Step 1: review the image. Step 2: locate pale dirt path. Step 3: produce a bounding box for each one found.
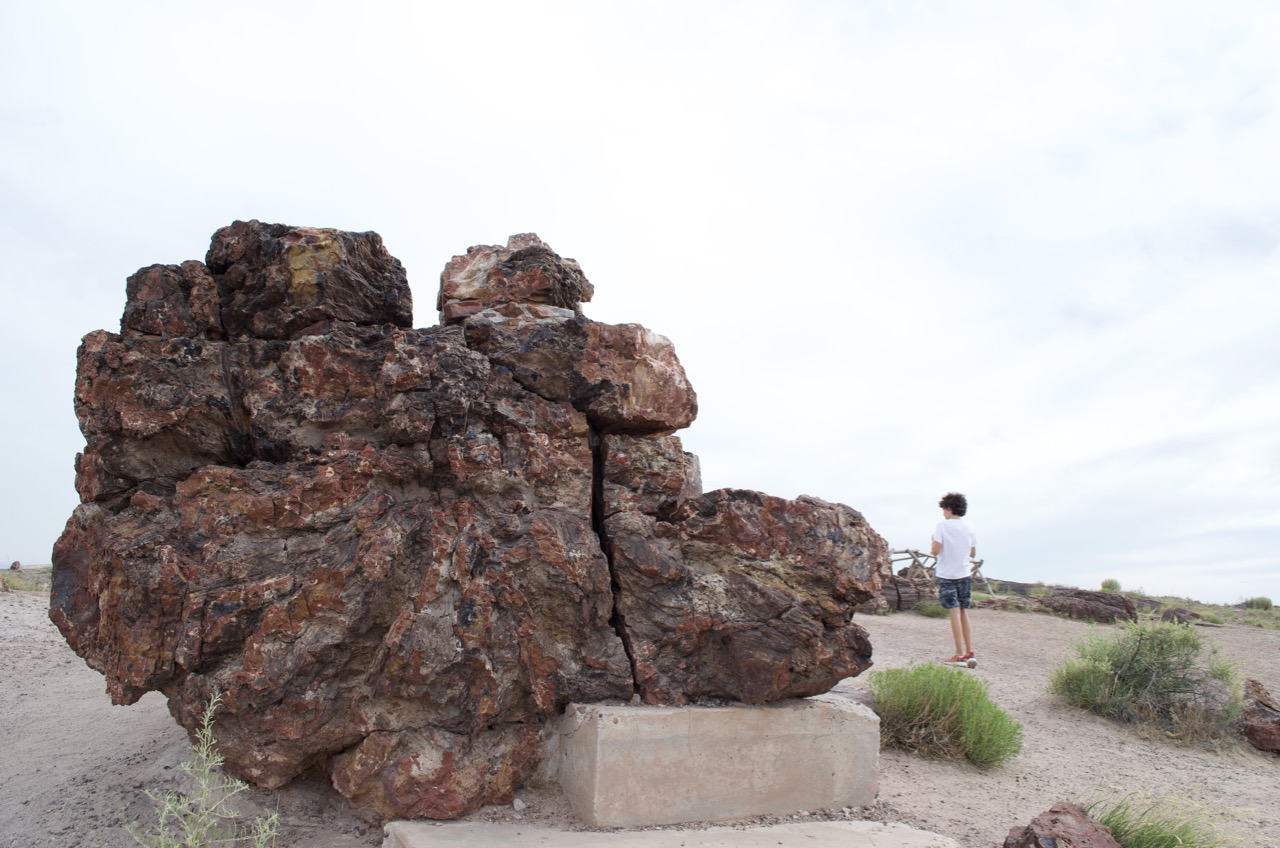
[837,609,1280,847]
[0,591,380,848]
[3,589,1278,847]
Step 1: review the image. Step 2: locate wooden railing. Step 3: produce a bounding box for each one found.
[889,548,992,593]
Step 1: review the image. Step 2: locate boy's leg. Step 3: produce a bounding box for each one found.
[948,608,966,657]
[938,578,963,659]
[957,577,974,656]
[959,608,973,655]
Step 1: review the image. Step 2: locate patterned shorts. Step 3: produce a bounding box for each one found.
[938,577,972,610]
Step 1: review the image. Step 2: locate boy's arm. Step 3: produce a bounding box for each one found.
[930,539,942,556]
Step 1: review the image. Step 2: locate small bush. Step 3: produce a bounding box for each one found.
[1086,795,1233,848]
[868,663,1023,768]
[1047,621,1241,745]
[2,566,52,592]
[1101,578,1122,592]
[914,599,949,618]
[129,691,278,847]
[1242,596,1273,610]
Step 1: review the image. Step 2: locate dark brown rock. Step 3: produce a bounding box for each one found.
[1003,801,1120,848]
[1037,589,1137,624]
[463,306,697,435]
[122,260,223,339]
[207,220,413,340]
[604,486,885,705]
[51,225,889,821]
[1160,607,1200,624]
[1242,678,1280,754]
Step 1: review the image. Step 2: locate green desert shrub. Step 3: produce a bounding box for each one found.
[129,691,278,848]
[1242,596,1273,610]
[1086,795,1234,848]
[1048,621,1241,745]
[914,598,949,618]
[1,566,52,592]
[868,663,1023,768]
[1101,578,1122,592]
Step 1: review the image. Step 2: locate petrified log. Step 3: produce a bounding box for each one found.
[51,223,889,821]
[878,574,936,611]
[1037,590,1137,624]
[1160,607,1200,625]
[971,595,1043,614]
[1003,801,1120,848]
[1242,679,1280,754]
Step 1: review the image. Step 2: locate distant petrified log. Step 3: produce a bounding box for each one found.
[1037,590,1137,624]
[51,223,889,821]
[1003,801,1120,848]
[1160,607,1200,625]
[971,589,1137,623]
[878,574,937,611]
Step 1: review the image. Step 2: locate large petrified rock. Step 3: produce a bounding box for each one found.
[51,223,889,821]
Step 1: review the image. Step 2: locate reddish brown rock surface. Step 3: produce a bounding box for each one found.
[1242,678,1280,754]
[51,223,889,821]
[1003,801,1120,848]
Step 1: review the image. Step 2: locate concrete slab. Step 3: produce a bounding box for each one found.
[383,821,960,848]
[549,695,879,827]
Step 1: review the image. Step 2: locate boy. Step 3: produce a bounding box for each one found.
[930,492,977,667]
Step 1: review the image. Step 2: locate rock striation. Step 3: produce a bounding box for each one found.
[51,222,889,821]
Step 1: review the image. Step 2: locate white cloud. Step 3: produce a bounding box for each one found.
[1,0,1276,602]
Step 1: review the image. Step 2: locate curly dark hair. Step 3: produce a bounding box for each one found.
[939,492,968,516]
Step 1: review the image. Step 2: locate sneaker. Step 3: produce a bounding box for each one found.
[944,655,967,667]
[961,651,975,661]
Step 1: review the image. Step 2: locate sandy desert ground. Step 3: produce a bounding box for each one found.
[3,581,1278,847]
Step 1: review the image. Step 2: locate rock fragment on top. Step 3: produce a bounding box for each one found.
[437,233,593,324]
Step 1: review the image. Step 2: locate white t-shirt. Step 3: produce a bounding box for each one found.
[932,518,977,579]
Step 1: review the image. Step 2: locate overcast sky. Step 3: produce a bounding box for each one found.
[2,1,1277,604]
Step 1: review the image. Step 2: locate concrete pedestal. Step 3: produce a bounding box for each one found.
[547,694,879,827]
